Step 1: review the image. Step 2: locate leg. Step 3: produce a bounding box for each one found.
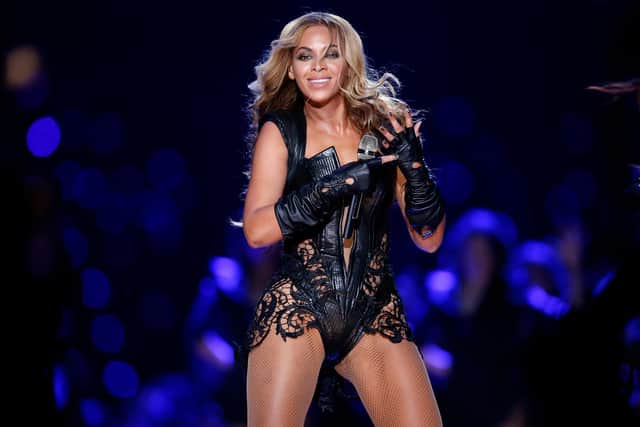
[335,333,442,427]
[247,324,325,427]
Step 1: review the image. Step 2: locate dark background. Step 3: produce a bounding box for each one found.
[3,0,639,426]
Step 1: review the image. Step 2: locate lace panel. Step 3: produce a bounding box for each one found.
[246,239,334,349]
[362,233,389,297]
[363,291,413,343]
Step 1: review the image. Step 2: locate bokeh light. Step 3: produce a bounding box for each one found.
[26,116,61,158]
[103,361,139,398]
[53,364,69,411]
[80,398,106,426]
[200,330,234,371]
[208,256,244,301]
[424,269,457,309]
[5,45,41,89]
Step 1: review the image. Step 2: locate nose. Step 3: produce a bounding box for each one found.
[312,57,326,72]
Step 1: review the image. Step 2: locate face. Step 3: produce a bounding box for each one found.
[288,25,347,106]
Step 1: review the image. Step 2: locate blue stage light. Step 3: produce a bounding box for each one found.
[80,398,105,426]
[208,256,242,294]
[27,116,60,157]
[52,364,69,410]
[103,361,139,398]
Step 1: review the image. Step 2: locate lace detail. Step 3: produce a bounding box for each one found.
[362,233,389,297]
[363,291,413,343]
[246,239,334,349]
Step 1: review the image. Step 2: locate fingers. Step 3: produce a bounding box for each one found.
[378,125,395,143]
[387,111,404,133]
[380,154,398,164]
[366,155,397,170]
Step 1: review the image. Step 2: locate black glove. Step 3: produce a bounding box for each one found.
[275,157,384,239]
[383,124,445,236]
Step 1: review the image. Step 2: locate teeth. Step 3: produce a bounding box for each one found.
[309,78,330,83]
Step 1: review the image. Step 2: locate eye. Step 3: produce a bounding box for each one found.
[325,50,340,59]
[296,53,312,61]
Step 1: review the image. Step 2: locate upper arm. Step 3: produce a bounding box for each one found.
[243,121,289,219]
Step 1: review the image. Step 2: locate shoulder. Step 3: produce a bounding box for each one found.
[259,109,296,134]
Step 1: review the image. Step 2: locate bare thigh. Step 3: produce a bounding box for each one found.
[335,333,442,427]
[247,325,325,427]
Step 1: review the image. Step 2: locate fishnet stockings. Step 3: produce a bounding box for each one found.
[247,324,325,427]
[335,333,443,427]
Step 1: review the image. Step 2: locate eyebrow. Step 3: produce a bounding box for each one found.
[295,44,339,53]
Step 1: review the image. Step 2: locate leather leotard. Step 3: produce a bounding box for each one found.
[242,105,414,409]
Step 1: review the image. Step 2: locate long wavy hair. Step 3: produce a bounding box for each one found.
[243,12,414,159]
[234,11,421,225]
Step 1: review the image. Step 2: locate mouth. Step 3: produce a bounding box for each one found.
[307,78,331,87]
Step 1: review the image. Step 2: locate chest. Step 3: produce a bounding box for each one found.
[305,126,361,166]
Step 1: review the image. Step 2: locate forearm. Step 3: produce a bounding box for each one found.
[398,181,446,252]
[403,165,446,235]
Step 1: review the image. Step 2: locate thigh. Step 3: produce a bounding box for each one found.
[335,333,442,427]
[247,324,325,427]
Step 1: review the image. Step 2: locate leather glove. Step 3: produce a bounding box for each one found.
[275,157,385,239]
[383,125,445,236]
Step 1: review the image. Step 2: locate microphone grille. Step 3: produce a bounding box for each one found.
[358,134,379,160]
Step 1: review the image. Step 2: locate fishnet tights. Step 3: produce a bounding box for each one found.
[247,327,442,427]
[335,333,443,427]
[247,324,325,427]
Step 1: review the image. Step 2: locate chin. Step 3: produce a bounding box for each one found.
[303,91,341,107]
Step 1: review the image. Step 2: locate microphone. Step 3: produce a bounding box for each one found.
[344,134,379,239]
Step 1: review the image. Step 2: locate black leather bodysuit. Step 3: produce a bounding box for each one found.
[242,105,414,409]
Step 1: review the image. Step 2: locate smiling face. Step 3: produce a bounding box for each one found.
[288,25,347,106]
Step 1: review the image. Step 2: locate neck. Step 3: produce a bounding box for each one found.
[303,96,351,136]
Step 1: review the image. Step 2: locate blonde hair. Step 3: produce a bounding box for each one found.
[246,11,412,136]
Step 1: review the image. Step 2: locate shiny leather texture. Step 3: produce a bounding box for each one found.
[380,124,445,232]
[245,105,414,411]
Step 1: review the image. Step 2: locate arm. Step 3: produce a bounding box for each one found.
[242,121,289,248]
[394,168,446,253]
[243,120,394,248]
[380,110,446,253]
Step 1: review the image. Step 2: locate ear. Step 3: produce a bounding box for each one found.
[288,66,294,80]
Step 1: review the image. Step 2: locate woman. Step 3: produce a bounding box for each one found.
[239,11,446,426]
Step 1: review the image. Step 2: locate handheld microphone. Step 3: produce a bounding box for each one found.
[344,134,379,239]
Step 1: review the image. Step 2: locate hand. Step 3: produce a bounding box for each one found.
[274,154,396,239]
[321,155,397,195]
[378,109,445,237]
[378,109,430,181]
